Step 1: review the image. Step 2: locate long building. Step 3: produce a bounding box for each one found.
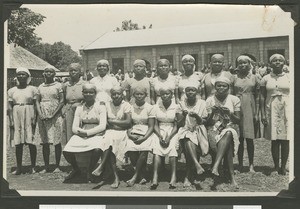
[80,20,290,75]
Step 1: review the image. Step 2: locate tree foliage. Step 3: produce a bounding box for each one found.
[8,8,45,48]
[114,20,152,32]
[29,42,82,71]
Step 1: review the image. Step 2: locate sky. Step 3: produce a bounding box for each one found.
[21,4,290,54]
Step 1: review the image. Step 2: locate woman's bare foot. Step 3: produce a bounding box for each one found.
[12,168,22,175]
[230,178,238,188]
[183,177,192,187]
[111,178,120,189]
[195,163,205,175]
[126,177,136,187]
[139,178,147,185]
[211,167,219,176]
[249,164,255,173]
[92,167,104,177]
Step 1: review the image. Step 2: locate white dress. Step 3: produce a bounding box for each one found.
[90,75,119,103]
[63,102,110,153]
[103,100,132,162]
[152,100,179,157]
[124,102,156,152]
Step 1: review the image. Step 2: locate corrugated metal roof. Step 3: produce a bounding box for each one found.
[82,20,291,51]
[9,43,59,71]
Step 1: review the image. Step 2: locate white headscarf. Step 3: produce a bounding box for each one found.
[16,67,31,85]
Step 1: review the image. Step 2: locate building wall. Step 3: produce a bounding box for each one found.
[83,36,289,74]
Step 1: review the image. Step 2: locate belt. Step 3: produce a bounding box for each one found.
[14,103,33,106]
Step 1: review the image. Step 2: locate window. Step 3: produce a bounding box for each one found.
[112,58,124,74]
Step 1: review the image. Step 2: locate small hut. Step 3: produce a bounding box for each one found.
[7,43,59,88]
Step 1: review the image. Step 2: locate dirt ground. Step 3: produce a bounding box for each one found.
[4,138,289,193]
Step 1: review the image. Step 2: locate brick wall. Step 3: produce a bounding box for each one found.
[83,36,289,74]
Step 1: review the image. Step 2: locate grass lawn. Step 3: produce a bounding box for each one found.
[4,138,289,193]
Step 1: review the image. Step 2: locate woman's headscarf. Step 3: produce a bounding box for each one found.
[132,86,147,95]
[215,76,231,86]
[16,67,31,85]
[159,85,173,93]
[68,63,82,72]
[269,54,285,63]
[237,55,251,63]
[82,83,97,93]
[110,85,124,94]
[97,59,109,67]
[133,59,146,67]
[181,54,196,74]
[185,81,199,90]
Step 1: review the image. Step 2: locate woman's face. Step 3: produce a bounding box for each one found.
[182,58,195,73]
[111,90,123,104]
[157,60,170,77]
[133,64,146,76]
[133,90,147,103]
[270,56,285,71]
[44,68,55,80]
[211,56,224,73]
[16,71,29,84]
[160,89,172,103]
[82,88,96,102]
[97,64,109,77]
[185,87,197,99]
[69,67,81,80]
[237,58,250,72]
[215,82,229,95]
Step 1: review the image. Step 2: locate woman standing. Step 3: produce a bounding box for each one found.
[206,76,240,186]
[35,66,64,173]
[260,54,290,175]
[63,84,109,182]
[151,86,179,190]
[177,82,209,187]
[8,67,37,174]
[124,87,156,186]
[92,86,132,188]
[150,59,179,104]
[234,55,260,173]
[122,59,153,104]
[177,55,203,102]
[62,63,85,144]
[90,59,119,103]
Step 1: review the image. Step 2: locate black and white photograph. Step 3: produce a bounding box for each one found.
[2,4,295,196]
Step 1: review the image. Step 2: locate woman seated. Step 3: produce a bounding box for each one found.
[63,83,109,182]
[151,86,180,190]
[206,76,241,187]
[92,86,132,188]
[124,86,156,187]
[177,82,209,187]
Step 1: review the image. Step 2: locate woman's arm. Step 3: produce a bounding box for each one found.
[165,120,178,144]
[176,111,187,128]
[229,111,240,124]
[254,84,260,121]
[150,82,156,105]
[134,118,155,144]
[174,87,179,104]
[8,101,14,127]
[153,119,163,139]
[108,113,132,129]
[72,107,85,134]
[35,94,44,120]
[48,92,64,119]
[85,105,107,136]
[260,86,267,125]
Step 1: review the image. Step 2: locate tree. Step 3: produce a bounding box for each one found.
[8,7,45,49]
[29,42,82,71]
[114,20,152,32]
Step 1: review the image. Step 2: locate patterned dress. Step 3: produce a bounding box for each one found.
[152,100,179,157]
[63,102,109,152]
[233,72,260,139]
[260,72,290,140]
[90,75,119,103]
[35,82,64,145]
[103,100,132,162]
[8,85,38,145]
[177,98,209,155]
[206,95,240,155]
[62,79,85,144]
[124,102,156,152]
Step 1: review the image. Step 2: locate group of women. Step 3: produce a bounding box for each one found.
[7,52,290,190]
